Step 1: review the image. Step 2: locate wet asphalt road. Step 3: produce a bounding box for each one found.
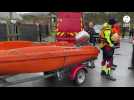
[0,38,134,87]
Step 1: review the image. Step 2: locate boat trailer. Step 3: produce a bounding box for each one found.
[0,59,96,86]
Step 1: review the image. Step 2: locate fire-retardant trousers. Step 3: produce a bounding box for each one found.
[101,45,114,68]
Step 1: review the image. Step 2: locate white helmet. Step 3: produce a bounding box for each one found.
[75,30,90,43]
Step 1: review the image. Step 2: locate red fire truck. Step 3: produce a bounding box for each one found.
[56,12,83,43]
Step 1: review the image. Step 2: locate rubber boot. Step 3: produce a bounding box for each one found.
[112,64,117,68]
[111,66,116,70]
[85,60,95,69]
[128,66,134,69]
[101,65,107,76]
[111,64,117,70]
[106,68,116,81]
[89,60,95,69]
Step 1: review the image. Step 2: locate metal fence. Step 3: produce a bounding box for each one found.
[0,24,8,41]
[39,24,49,41]
[0,23,49,42]
[18,24,39,41]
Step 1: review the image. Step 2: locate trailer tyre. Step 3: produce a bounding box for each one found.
[74,69,86,85]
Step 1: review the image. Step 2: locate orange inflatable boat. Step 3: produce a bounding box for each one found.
[0,41,99,75]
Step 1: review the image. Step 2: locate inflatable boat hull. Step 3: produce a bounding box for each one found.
[0,41,99,75]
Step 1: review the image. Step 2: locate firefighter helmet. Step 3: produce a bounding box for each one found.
[102,23,111,30]
[108,16,117,25]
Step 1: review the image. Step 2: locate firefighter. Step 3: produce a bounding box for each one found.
[108,17,120,69]
[99,23,116,81]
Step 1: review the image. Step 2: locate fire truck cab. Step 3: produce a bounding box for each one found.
[56,12,83,43]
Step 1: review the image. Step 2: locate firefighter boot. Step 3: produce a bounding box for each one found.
[106,68,116,81]
[89,59,95,69]
[101,65,107,76]
[111,66,116,70]
[112,64,117,67]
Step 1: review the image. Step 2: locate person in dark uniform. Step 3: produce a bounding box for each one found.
[129,27,134,39]
[87,22,96,46]
[83,22,96,68]
[128,37,134,69]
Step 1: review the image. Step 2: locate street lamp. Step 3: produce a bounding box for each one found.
[11,19,16,24]
[8,12,17,41]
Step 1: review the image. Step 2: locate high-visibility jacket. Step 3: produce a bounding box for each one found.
[99,28,114,48]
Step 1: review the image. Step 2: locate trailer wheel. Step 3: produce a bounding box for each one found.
[74,69,86,85]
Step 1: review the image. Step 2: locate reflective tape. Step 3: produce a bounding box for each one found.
[57,32,61,35]
[70,33,74,36]
[60,32,64,36]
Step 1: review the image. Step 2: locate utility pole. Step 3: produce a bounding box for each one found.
[9,12,13,20]
[8,12,13,40]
